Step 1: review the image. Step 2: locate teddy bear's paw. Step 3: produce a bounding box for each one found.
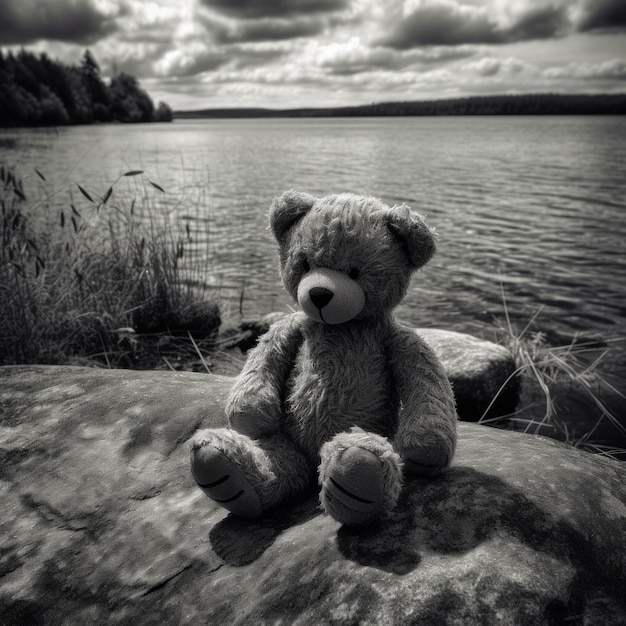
[402,444,452,477]
[227,384,283,439]
[228,405,278,440]
[190,443,262,518]
[320,446,389,527]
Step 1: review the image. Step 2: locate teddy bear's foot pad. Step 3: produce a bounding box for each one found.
[321,447,385,526]
[191,445,262,518]
[403,444,451,476]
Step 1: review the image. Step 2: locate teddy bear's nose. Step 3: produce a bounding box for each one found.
[309,287,334,309]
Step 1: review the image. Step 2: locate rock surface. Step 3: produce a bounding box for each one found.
[417,328,518,421]
[221,315,519,421]
[1,365,625,625]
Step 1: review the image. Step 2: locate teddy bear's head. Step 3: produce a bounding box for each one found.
[269,191,436,324]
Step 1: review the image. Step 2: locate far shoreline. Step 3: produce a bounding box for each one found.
[174,93,626,120]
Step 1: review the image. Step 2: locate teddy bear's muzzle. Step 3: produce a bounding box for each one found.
[297,267,365,324]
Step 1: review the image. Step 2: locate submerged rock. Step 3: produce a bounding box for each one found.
[1,366,625,625]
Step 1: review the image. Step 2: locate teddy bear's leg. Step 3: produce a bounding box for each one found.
[190,428,313,518]
[318,428,403,526]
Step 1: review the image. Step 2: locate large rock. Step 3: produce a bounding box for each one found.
[417,328,518,421]
[1,366,625,625]
[221,315,519,421]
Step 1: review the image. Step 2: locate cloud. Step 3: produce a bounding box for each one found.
[0,0,123,45]
[199,0,349,19]
[465,56,501,77]
[207,15,327,43]
[197,0,350,44]
[1,0,625,110]
[316,37,474,75]
[378,0,624,49]
[380,1,501,47]
[543,58,626,80]
[97,42,171,78]
[505,4,569,41]
[113,1,188,45]
[576,0,626,31]
[153,45,228,78]
[462,55,532,78]
[227,44,295,68]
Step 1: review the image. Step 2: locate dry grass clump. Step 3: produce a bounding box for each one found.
[480,288,626,461]
[1,165,219,368]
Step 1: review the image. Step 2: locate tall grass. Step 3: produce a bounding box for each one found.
[1,165,219,368]
[480,286,626,461]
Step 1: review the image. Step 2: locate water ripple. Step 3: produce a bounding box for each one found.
[3,116,625,360]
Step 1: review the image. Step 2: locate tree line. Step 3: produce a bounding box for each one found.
[178,93,626,119]
[0,49,173,127]
[323,94,626,116]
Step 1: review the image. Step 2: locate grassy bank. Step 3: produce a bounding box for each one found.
[480,293,626,461]
[1,165,220,368]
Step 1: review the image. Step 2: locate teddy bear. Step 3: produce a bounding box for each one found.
[190,191,457,526]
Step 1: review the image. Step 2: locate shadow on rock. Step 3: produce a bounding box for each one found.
[336,464,621,611]
[336,517,422,575]
[336,480,427,575]
[401,466,584,559]
[209,496,321,566]
[210,462,625,622]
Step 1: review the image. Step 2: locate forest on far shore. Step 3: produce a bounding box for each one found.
[176,93,626,118]
[0,50,172,127]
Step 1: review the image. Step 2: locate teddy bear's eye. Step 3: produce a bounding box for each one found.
[302,260,311,273]
[348,267,360,280]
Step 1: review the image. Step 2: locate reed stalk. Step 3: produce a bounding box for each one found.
[0,165,219,368]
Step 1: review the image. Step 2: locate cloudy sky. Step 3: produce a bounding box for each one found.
[1,0,625,110]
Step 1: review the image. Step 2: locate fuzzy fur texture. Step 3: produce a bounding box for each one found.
[319,427,404,525]
[273,192,436,319]
[190,191,457,526]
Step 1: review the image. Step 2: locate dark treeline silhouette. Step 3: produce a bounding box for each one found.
[176,93,626,119]
[0,49,173,127]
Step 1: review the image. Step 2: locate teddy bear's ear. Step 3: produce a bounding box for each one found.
[270,190,317,243]
[385,204,437,269]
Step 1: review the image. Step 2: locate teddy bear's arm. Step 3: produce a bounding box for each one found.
[226,313,304,439]
[387,326,458,476]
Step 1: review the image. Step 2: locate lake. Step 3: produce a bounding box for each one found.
[2,116,626,377]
